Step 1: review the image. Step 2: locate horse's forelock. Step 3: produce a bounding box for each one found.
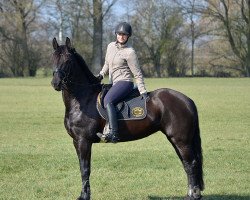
[52,45,71,65]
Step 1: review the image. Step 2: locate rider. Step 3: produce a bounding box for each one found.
[96,22,148,143]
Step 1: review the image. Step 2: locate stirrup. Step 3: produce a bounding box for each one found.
[97,132,119,143]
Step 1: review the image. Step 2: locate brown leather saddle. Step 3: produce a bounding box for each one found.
[96,84,147,121]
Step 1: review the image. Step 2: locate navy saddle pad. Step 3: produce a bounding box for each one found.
[96,84,147,121]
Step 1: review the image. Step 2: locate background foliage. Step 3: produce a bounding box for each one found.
[0,0,250,77]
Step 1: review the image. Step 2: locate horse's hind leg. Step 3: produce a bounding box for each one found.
[181,147,203,200]
[164,132,203,200]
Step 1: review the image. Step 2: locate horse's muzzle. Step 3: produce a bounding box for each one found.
[51,79,62,91]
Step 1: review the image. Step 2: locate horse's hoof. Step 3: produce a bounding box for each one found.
[76,196,90,200]
[184,195,203,200]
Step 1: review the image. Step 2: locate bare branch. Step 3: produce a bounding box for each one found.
[240,0,249,24]
[103,0,118,17]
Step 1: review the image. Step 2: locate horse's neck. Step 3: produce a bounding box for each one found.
[71,71,88,85]
[74,53,98,85]
[62,57,100,110]
[62,86,100,111]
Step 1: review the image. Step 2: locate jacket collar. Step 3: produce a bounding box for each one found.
[115,41,129,49]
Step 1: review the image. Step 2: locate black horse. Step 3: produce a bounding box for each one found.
[51,37,204,200]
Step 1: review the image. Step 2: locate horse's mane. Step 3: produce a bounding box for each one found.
[73,50,100,85]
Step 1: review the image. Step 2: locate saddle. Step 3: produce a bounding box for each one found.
[96,84,147,121]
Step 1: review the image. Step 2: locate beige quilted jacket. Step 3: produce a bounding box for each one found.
[99,41,147,94]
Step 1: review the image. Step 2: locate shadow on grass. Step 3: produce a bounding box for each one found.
[148,195,250,200]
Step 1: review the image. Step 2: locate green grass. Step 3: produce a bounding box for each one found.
[0,77,249,200]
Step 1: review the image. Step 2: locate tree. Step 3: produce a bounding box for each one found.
[44,0,92,66]
[176,0,206,76]
[43,0,117,73]
[0,0,44,77]
[131,0,187,77]
[91,0,118,74]
[200,0,250,77]
[91,0,103,74]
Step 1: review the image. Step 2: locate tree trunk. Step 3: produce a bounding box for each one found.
[91,0,103,74]
[155,62,161,77]
[21,16,34,76]
[190,0,195,77]
[191,21,195,77]
[149,47,161,77]
[17,0,37,77]
[246,0,250,77]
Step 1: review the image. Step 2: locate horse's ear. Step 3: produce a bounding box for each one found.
[65,37,71,49]
[52,38,59,50]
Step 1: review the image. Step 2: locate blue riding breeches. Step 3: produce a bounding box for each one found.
[104,81,134,108]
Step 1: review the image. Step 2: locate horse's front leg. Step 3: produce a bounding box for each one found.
[74,139,92,200]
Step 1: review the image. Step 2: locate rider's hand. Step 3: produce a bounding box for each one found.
[96,74,103,81]
[141,92,149,102]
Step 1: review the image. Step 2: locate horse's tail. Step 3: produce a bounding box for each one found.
[193,103,204,190]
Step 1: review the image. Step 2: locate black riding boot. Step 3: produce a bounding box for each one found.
[98,103,119,143]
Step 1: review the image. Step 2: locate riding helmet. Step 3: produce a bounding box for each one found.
[115,22,132,36]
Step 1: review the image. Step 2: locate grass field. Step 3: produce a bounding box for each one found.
[0,77,249,200]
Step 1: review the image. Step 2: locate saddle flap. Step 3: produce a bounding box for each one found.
[97,85,147,121]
